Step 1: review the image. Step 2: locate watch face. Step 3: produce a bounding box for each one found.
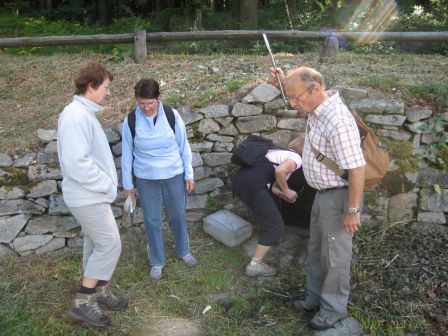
[348,207,358,214]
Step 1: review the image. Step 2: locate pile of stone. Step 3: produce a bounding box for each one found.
[0,83,447,257]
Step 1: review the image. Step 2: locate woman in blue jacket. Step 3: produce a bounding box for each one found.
[121,78,197,280]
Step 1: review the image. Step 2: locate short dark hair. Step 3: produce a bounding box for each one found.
[74,63,113,95]
[134,79,160,99]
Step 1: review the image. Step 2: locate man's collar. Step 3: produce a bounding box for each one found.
[313,90,339,116]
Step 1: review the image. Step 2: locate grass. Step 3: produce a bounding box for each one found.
[0,230,312,336]
[1,224,441,335]
[1,51,448,153]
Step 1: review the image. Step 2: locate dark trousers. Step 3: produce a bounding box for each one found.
[247,188,284,246]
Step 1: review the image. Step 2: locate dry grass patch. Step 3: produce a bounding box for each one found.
[1,52,447,153]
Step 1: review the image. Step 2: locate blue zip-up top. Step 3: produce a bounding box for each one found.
[121,101,193,190]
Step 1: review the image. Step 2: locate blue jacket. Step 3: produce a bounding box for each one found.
[121,101,193,190]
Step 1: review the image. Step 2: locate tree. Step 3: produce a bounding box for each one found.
[98,0,108,24]
[239,0,257,29]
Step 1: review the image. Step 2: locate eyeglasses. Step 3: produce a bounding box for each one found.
[286,86,313,103]
[137,99,158,109]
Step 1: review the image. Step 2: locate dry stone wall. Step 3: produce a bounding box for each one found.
[1,83,447,257]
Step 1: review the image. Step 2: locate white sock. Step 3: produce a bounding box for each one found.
[250,258,261,266]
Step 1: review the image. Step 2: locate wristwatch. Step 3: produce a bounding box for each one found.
[347,207,360,215]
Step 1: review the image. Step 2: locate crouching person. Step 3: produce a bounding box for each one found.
[57,63,128,327]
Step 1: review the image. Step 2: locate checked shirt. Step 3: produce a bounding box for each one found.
[302,90,366,191]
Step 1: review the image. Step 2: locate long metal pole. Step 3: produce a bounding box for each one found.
[262,33,288,110]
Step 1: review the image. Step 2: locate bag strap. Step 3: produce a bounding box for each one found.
[308,142,345,176]
[128,109,137,139]
[306,121,347,179]
[128,103,176,141]
[162,103,176,134]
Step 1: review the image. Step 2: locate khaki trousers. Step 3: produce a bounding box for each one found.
[69,203,121,281]
[305,188,353,317]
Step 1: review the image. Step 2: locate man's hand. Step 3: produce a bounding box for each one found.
[268,67,285,88]
[344,213,361,234]
[185,179,195,194]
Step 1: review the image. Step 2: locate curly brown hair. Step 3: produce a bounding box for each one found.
[74,63,113,95]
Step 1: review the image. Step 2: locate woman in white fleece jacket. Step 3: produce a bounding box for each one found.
[57,63,127,327]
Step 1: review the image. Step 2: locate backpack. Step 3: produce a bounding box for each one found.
[309,115,390,191]
[127,103,175,140]
[231,135,275,167]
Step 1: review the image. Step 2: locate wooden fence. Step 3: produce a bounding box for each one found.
[1,30,447,63]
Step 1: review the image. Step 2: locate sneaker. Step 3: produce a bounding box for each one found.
[292,299,319,312]
[310,310,346,331]
[67,293,111,327]
[245,260,277,277]
[149,266,163,280]
[96,285,128,311]
[182,254,197,267]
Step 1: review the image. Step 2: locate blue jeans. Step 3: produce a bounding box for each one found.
[136,174,190,267]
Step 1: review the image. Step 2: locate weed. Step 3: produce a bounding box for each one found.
[195,89,218,108]
[226,79,246,93]
[206,196,220,212]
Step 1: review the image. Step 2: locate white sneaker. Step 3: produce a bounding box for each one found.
[149,266,163,280]
[246,261,277,277]
[182,254,198,267]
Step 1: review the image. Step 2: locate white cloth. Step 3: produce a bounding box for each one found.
[57,95,118,207]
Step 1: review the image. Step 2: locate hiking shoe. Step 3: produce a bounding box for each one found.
[67,293,111,327]
[292,299,319,312]
[149,266,163,280]
[96,286,128,311]
[245,261,277,277]
[310,310,346,331]
[182,254,197,267]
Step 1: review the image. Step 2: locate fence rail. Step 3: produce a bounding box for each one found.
[1,30,447,63]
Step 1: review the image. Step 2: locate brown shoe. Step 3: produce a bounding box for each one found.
[96,285,128,311]
[67,293,111,327]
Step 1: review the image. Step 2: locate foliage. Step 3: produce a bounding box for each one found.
[1,1,448,55]
[418,115,448,169]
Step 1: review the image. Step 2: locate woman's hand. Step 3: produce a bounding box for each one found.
[125,189,135,197]
[282,188,297,204]
[185,179,195,194]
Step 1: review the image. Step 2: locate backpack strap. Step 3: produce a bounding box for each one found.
[127,103,176,141]
[162,103,176,134]
[128,108,137,140]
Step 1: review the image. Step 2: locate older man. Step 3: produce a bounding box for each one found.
[269,66,365,330]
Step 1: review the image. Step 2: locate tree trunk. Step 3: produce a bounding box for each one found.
[239,0,257,29]
[71,0,83,20]
[46,0,52,19]
[286,0,297,28]
[98,0,108,24]
[231,0,239,20]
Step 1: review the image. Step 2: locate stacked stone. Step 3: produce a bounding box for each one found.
[1,83,447,257]
[340,86,447,230]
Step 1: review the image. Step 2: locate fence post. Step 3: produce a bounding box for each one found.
[322,36,339,59]
[134,30,147,64]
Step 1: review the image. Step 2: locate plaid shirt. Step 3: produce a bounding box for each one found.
[302,90,366,191]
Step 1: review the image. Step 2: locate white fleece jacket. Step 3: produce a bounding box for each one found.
[57,95,117,207]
